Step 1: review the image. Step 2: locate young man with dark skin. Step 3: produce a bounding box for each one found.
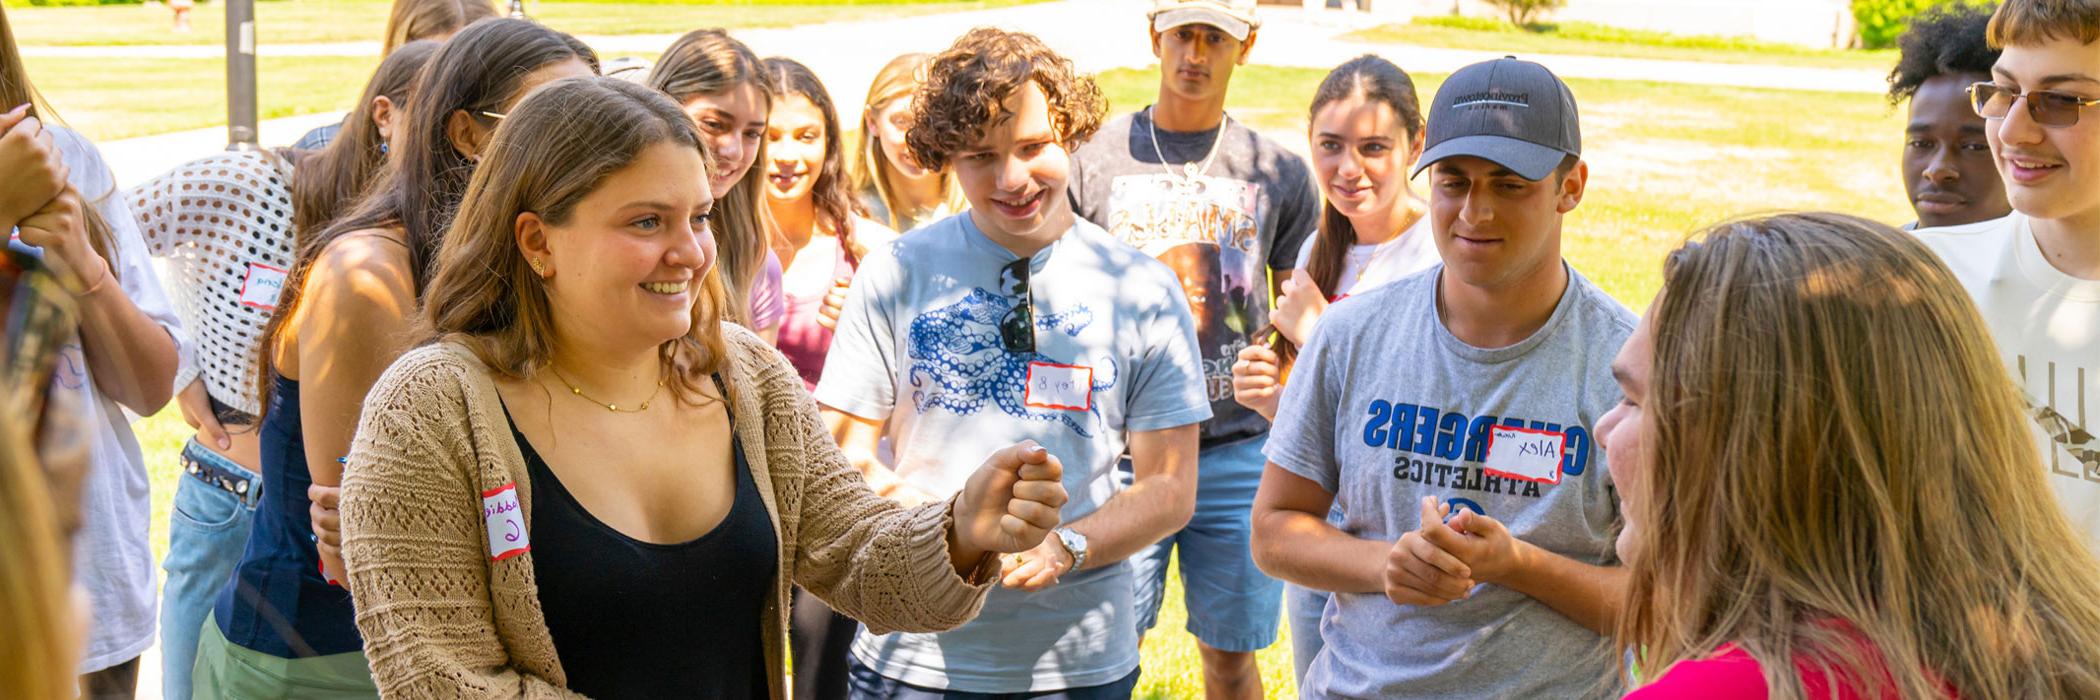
[1066,3,1319,696]
[1914,0,2100,549]
[1250,57,1633,699]
[1890,3,2012,229]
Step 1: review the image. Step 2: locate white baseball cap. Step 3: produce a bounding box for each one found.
[1150,0,1261,41]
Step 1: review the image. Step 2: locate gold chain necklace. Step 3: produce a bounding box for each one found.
[550,366,666,413]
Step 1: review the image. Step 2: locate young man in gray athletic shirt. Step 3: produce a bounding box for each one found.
[1251,57,1633,699]
[1066,2,1319,696]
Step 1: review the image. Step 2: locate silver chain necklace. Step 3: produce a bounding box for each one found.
[1147,107,1230,183]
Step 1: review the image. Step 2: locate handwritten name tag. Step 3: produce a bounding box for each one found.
[239,263,289,311]
[1482,425,1565,484]
[482,483,529,561]
[1025,361,1093,412]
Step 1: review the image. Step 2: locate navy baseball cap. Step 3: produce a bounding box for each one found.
[1412,57,1581,182]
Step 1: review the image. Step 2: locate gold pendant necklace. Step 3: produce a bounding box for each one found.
[551,366,666,413]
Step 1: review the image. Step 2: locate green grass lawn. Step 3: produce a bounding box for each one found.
[119,64,1908,698]
[1346,15,1897,71]
[6,0,1043,47]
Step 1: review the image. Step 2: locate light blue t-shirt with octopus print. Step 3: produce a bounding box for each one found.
[815,211,1211,693]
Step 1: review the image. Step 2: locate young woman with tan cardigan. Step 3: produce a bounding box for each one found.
[337,76,1069,699]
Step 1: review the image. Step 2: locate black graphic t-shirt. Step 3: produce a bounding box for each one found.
[1069,106,1319,446]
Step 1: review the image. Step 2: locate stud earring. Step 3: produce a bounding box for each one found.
[530,257,546,276]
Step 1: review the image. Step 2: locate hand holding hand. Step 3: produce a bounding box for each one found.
[1384,496,1475,607]
[14,188,111,296]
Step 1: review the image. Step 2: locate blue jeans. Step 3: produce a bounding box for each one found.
[160,437,260,700]
[1125,433,1283,653]
[1286,583,1328,683]
[846,656,1140,699]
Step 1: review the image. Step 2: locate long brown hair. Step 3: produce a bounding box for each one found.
[423,76,728,401]
[255,18,596,414]
[849,52,964,231]
[761,57,859,249]
[1268,55,1424,366]
[382,0,497,55]
[1,4,119,284]
[289,39,439,245]
[1619,212,2100,699]
[648,28,769,326]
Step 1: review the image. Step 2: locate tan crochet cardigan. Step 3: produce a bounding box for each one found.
[339,325,995,699]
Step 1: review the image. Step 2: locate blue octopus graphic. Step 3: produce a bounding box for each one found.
[906,288,1118,437]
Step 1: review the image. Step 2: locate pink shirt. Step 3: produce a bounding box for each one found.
[1627,644,1948,700]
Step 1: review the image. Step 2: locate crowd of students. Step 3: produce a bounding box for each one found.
[4,0,2100,698]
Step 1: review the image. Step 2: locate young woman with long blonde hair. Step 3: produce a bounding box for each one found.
[1604,213,2100,699]
[849,52,964,234]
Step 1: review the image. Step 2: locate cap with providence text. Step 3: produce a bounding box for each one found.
[1412,56,1580,182]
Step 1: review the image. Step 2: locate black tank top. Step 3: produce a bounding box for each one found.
[506,394,776,699]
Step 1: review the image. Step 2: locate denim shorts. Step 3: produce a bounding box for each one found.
[1125,433,1283,653]
[161,437,260,700]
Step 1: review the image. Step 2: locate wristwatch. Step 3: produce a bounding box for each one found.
[1053,527,1088,572]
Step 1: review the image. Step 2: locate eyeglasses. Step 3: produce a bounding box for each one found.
[998,258,1035,354]
[1968,82,2100,128]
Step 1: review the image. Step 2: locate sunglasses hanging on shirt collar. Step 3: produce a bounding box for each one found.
[998,258,1036,354]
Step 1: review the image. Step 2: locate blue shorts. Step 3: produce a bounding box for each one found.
[161,437,261,700]
[1124,433,1283,653]
[846,656,1140,699]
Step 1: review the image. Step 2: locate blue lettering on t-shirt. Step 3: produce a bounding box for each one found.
[1359,403,1595,478]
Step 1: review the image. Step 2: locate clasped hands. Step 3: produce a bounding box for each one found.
[1384,495,1525,607]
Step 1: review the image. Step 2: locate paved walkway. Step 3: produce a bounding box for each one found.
[93,0,1885,187]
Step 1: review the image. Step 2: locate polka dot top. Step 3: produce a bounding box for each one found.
[127,149,297,419]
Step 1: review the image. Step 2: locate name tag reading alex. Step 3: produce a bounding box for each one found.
[239,262,289,311]
[1483,425,1565,484]
[1025,361,1093,412]
[482,483,529,561]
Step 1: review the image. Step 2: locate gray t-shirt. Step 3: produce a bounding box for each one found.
[1069,107,1319,447]
[1265,265,1633,699]
[815,212,1211,692]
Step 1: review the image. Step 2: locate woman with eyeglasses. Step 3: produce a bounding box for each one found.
[192,20,595,696]
[337,75,1067,699]
[649,29,788,343]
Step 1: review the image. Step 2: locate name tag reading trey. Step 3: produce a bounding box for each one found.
[1482,425,1565,485]
[482,482,530,561]
[1025,361,1093,412]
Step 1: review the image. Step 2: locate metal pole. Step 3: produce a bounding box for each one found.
[225,0,258,149]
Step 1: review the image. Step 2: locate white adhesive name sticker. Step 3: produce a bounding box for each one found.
[239,263,289,311]
[1025,361,1093,412]
[1482,425,1565,484]
[482,483,529,561]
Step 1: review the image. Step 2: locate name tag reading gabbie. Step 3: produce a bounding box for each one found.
[482,482,529,561]
[1482,425,1566,485]
[239,262,289,311]
[1024,361,1093,412]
